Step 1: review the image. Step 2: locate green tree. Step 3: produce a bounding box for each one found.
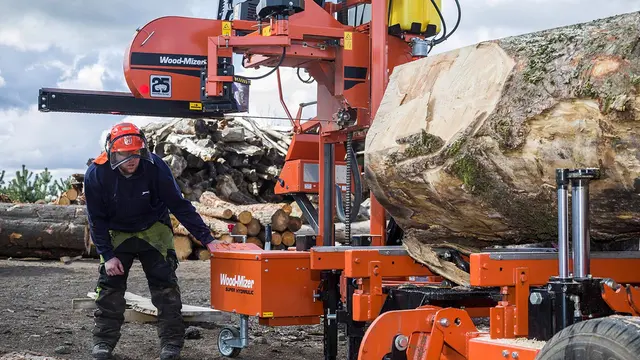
[0,165,71,203]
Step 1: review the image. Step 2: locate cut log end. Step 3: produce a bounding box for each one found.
[271,209,290,232]
[237,211,253,225]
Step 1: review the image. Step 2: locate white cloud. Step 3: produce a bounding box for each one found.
[0,70,5,88]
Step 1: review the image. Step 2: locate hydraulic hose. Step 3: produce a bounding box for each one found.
[242,47,287,80]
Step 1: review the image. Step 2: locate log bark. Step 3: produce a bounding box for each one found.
[199,191,289,225]
[287,216,302,232]
[0,203,89,259]
[246,218,261,236]
[192,202,233,220]
[140,117,289,204]
[363,12,640,284]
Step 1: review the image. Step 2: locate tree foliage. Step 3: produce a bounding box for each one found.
[0,165,71,203]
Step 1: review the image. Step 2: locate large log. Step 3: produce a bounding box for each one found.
[364,13,640,284]
[0,203,90,259]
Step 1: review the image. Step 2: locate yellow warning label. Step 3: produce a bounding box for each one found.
[189,102,203,111]
[262,312,274,318]
[344,31,352,50]
[262,26,271,37]
[222,21,232,36]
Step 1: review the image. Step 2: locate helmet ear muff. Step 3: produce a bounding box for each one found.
[104,132,111,153]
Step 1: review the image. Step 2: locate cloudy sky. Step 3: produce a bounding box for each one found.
[1,0,639,184]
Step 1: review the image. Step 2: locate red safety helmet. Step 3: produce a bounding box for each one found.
[104,122,153,169]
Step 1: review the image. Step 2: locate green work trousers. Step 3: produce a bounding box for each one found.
[92,222,184,350]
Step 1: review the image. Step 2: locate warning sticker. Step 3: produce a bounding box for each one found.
[262,312,273,318]
[344,31,352,50]
[189,102,202,110]
[222,21,231,36]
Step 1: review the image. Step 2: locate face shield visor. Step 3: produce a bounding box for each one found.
[107,133,154,170]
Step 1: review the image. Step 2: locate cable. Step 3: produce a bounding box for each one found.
[443,0,461,41]
[430,0,447,45]
[430,0,461,45]
[241,46,287,80]
[297,67,314,83]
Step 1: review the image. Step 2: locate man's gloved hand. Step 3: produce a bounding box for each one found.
[105,257,125,276]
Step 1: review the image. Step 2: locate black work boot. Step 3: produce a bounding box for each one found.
[160,344,182,360]
[91,343,113,359]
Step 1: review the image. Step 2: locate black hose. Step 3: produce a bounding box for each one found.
[444,0,461,41]
[430,0,461,46]
[297,67,314,83]
[430,0,447,45]
[241,46,287,80]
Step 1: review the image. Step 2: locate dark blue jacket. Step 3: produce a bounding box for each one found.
[84,152,214,261]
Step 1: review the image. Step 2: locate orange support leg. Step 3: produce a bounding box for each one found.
[358,306,479,360]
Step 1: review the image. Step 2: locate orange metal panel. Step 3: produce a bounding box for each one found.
[275,158,348,195]
[124,16,221,102]
[468,336,542,360]
[284,133,346,161]
[310,248,346,270]
[343,249,433,278]
[228,34,291,47]
[336,30,370,112]
[601,283,640,315]
[259,316,320,326]
[470,253,640,286]
[358,306,478,360]
[209,248,323,320]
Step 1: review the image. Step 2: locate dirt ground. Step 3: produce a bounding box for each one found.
[0,258,347,360]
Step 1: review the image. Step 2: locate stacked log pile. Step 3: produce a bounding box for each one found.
[140,117,291,204]
[52,174,85,205]
[170,191,304,260]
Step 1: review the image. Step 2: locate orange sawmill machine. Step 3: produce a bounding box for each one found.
[37,1,640,359]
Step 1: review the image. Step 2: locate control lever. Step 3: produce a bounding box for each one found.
[226,224,247,243]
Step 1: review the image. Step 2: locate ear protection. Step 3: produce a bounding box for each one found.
[103,129,147,153]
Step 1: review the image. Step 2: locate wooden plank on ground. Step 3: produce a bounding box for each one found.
[81,291,230,323]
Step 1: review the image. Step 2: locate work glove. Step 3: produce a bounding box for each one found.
[105,257,125,276]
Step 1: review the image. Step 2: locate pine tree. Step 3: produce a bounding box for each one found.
[0,165,71,203]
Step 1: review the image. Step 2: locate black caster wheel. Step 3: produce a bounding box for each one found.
[218,326,242,358]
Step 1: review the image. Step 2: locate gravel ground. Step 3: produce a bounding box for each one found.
[0,258,347,360]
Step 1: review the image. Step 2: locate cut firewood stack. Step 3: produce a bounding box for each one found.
[53,173,86,205]
[170,191,304,260]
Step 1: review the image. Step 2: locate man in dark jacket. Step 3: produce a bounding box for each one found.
[85,122,215,360]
